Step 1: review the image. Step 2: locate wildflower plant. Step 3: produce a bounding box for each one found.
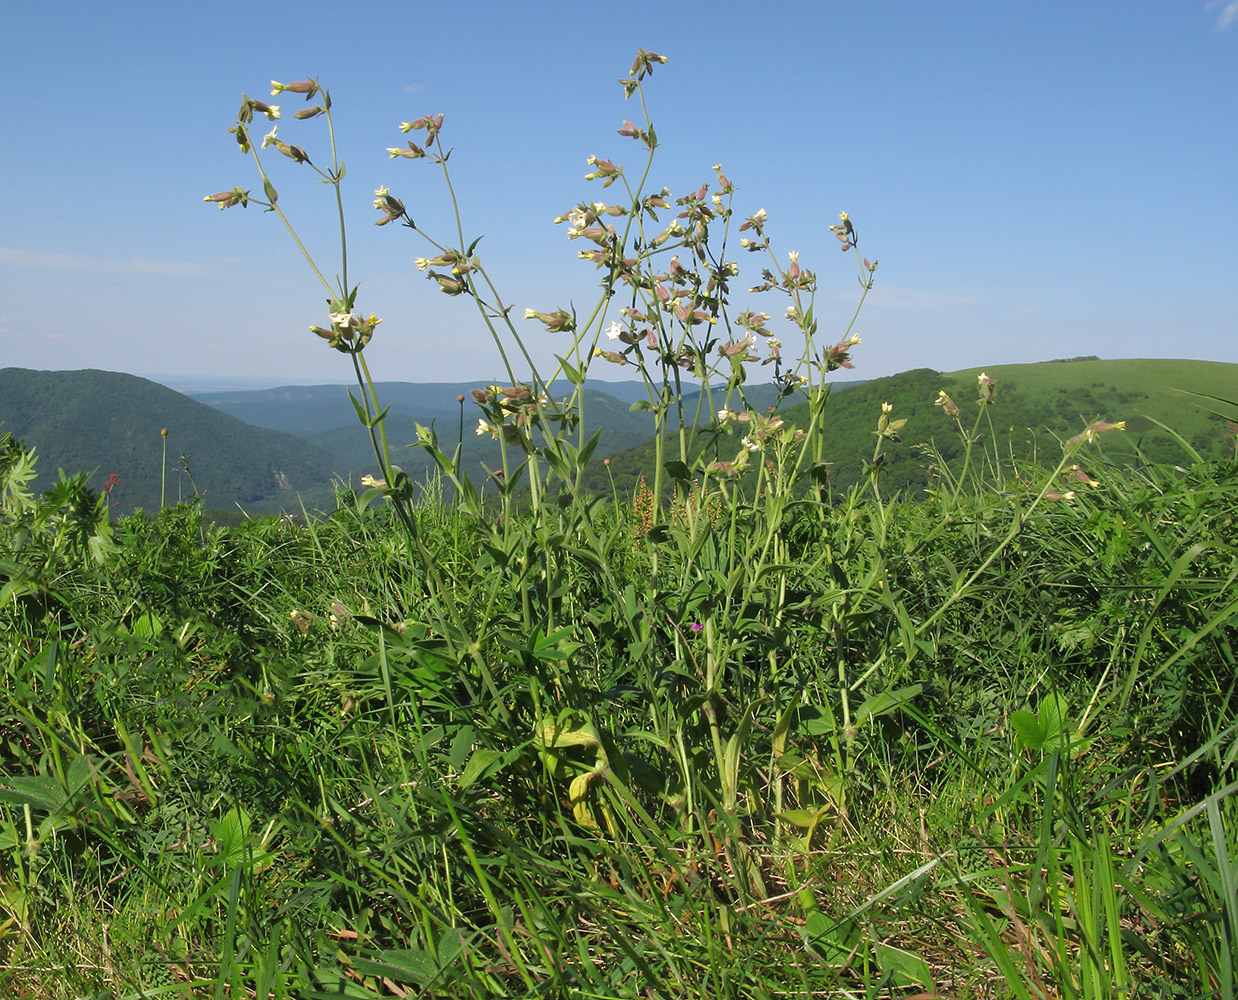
[204,50,893,872]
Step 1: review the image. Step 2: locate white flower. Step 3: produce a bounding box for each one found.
[767,338,781,350]
[329,311,355,328]
[524,308,538,319]
[476,418,493,437]
[373,186,389,209]
[261,125,279,149]
[788,251,799,262]
[717,407,732,424]
[414,258,429,271]
[604,321,623,341]
[741,435,760,452]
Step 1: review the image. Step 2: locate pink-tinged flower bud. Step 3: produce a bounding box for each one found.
[273,140,310,164]
[204,188,249,210]
[388,142,426,159]
[1066,465,1100,487]
[824,338,857,371]
[524,308,573,333]
[294,106,325,120]
[738,208,767,234]
[271,79,318,97]
[433,274,465,296]
[1067,420,1126,446]
[934,390,960,419]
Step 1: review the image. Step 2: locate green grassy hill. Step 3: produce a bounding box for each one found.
[584,358,1238,498]
[0,368,340,515]
[6,360,1234,516]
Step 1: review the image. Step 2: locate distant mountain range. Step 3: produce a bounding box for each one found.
[2,359,1234,517]
[0,369,340,515]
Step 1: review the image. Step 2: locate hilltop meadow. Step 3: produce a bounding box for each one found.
[3,367,1237,997]
[3,46,1238,1000]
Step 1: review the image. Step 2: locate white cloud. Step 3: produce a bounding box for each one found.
[0,246,207,277]
[1207,0,1238,29]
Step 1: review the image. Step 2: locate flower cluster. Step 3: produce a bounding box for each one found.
[373,186,406,227]
[389,113,445,160]
[310,310,382,353]
[877,401,907,442]
[829,211,857,251]
[470,384,555,447]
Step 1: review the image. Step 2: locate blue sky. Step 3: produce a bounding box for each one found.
[2,1,1235,388]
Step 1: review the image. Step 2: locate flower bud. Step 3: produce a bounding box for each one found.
[935,390,960,419]
[271,79,318,97]
[203,188,249,210]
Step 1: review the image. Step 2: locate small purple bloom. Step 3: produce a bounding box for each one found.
[689,622,704,633]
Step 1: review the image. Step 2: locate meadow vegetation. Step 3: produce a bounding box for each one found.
[2,50,1236,998]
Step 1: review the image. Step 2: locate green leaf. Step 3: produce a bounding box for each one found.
[0,775,66,812]
[555,354,584,385]
[132,610,163,640]
[855,684,922,728]
[663,460,691,484]
[577,428,603,467]
[1037,693,1069,748]
[459,747,505,789]
[875,942,935,990]
[349,948,437,985]
[1010,709,1046,752]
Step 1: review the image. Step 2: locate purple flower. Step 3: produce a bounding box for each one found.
[689,622,704,633]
